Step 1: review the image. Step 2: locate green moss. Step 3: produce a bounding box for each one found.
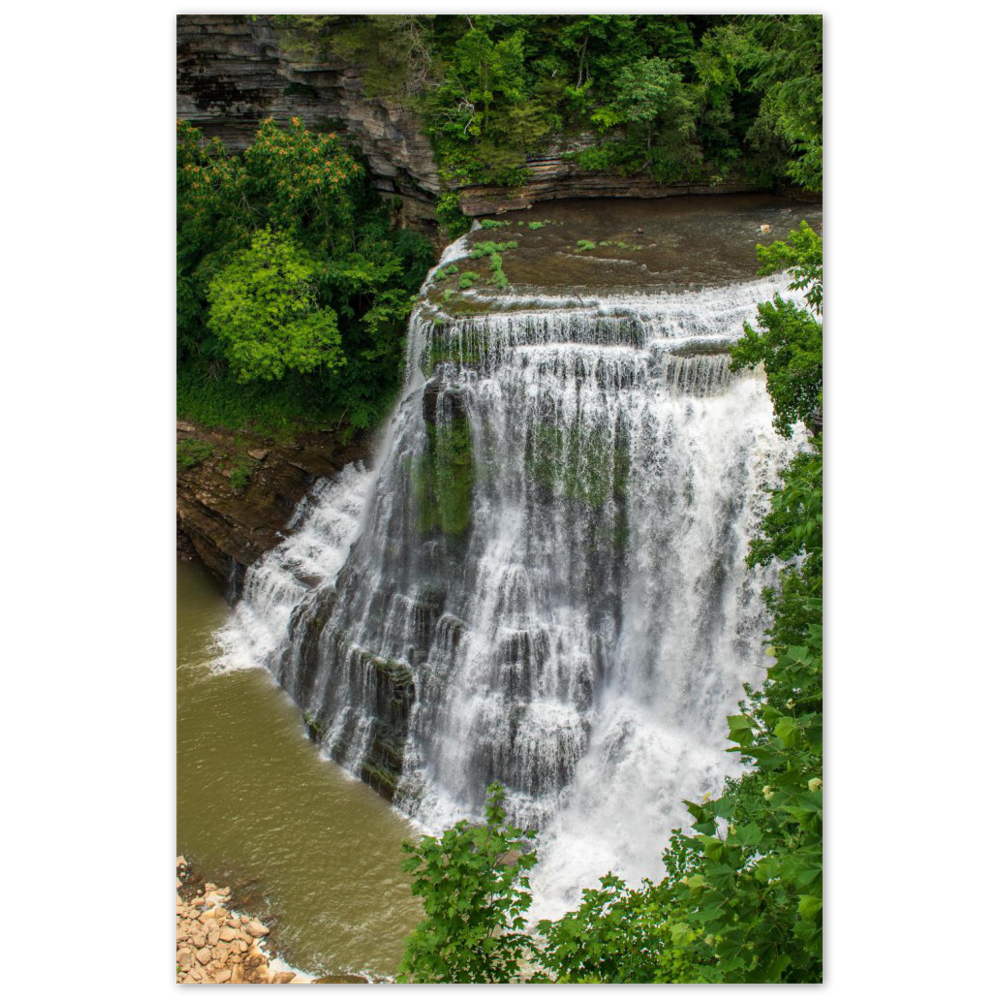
[412,414,475,536]
[421,339,485,377]
[479,218,508,230]
[459,271,478,289]
[229,457,258,494]
[177,438,214,471]
[303,710,326,741]
[443,296,495,317]
[575,239,597,252]
[526,423,630,510]
[361,759,400,798]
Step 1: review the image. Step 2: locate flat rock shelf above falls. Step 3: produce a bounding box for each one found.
[219,195,819,919]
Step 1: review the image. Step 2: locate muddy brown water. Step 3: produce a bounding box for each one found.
[429,193,822,312]
[177,559,422,980]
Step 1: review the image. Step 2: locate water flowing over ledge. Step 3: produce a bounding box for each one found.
[217,224,808,919]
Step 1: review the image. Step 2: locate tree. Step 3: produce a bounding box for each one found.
[745,15,823,191]
[207,228,344,383]
[730,221,823,435]
[398,784,538,983]
[177,117,434,434]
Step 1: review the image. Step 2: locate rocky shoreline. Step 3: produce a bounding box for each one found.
[175,857,311,984]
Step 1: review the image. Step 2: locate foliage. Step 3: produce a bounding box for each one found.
[229,457,258,494]
[730,221,822,435]
[275,15,821,197]
[744,15,823,190]
[436,191,472,240]
[176,439,214,471]
[584,57,700,182]
[469,240,518,258]
[537,845,707,984]
[178,117,434,436]
[398,784,538,983]
[468,239,517,290]
[207,228,344,383]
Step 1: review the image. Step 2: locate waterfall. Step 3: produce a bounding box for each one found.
[218,237,806,918]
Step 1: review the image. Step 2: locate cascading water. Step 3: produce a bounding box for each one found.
[219,224,806,919]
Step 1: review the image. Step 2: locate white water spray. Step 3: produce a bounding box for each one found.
[220,239,804,918]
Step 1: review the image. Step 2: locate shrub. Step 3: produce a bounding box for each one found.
[229,457,258,494]
[177,439,214,471]
[398,784,538,983]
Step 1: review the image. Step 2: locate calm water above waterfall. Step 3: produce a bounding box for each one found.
[181,195,820,966]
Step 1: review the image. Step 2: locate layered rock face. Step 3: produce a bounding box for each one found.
[177,14,440,233]
[177,14,773,227]
[176,420,371,593]
[457,140,762,216]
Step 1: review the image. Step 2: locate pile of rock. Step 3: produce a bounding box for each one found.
[176,857,309,984]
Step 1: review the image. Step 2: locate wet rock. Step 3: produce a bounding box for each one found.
[246,919,269,938]
[177,420,373,590]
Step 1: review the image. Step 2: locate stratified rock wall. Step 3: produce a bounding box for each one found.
[177,14,781,227]
[177,14,440,232]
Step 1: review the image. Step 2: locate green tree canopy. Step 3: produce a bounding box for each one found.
[730,221,823,436]
[207,228,344,383]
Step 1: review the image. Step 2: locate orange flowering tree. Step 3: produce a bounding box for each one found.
[177,117,435,430]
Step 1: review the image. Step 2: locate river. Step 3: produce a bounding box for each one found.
[177,558,421,980]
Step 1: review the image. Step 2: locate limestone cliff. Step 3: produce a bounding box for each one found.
[177,14,441,234]
[177,14,773,229]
